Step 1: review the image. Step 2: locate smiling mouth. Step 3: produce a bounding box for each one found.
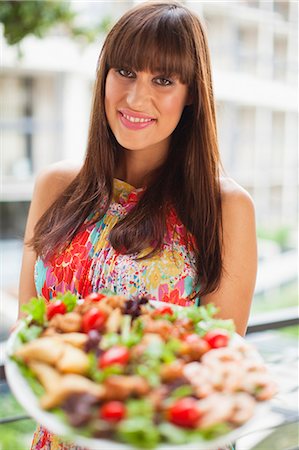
[118,112,156,130]
[121,113,155,123]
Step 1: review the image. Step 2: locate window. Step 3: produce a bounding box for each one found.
[235,26,258,74]
[0,77,34,179]
[273,1,289,21]
[273,35,288,81]
[271,112,284,178]
[231,106,256,181]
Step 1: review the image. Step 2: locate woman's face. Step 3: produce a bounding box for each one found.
[105,68,190,157]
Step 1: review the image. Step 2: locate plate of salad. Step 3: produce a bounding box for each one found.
[5,291,276,450]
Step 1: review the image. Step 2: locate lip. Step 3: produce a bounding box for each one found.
[118,111,156,131]
[119,108,156,120]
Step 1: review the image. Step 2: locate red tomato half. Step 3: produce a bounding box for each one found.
[100,401,126,422]
[46,300,67,320]
[203,329,230,348]
[82,308,107,333]
[84,292,106,302]
[153,306,174,317]
[99,346,130,369]
[168,397,201,428]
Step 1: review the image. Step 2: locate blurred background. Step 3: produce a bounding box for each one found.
[0,1,298,449]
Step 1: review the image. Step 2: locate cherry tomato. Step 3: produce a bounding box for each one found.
[84,292,106,302]
[203,329,230,348]
[153,306,174,317]
[168,397,201,428]
[82,308,107,333]
[99,346,130,369]
[100,401,126,422]
[46,300,67,320]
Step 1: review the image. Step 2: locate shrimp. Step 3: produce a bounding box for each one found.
[209,362,244,392]
[229,392,256,425]
[241,372,277,400]
[197,393,234,428]
[201,347,242,369]
[183,362,215,398]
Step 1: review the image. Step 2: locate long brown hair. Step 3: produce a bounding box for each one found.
[31,1,222,297]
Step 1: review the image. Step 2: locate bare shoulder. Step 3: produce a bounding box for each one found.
[32,160,81,218]
[36,160,81,201]
[220,176,255,216]
[37,159,81,189]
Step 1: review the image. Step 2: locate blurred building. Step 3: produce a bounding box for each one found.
[1,0,298,239]
[192,0,298,230]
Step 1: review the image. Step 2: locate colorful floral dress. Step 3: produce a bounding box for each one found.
[31,178,200,449]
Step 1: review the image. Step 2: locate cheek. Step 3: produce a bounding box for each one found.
[160,92,187,120]
[105,77,120,113]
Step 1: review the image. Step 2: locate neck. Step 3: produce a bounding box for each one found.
[115,146,169,188]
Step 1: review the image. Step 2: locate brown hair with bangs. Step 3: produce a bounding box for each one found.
[31,1,222,297]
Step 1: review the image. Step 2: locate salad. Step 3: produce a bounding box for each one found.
[8,291,276,449]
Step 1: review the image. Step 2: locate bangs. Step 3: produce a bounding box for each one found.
[106,6,195,85]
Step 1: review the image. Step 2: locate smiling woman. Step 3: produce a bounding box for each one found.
[18,1,257,449]
[105,67,190,162]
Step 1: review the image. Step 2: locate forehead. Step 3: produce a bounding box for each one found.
[106,16,195,85]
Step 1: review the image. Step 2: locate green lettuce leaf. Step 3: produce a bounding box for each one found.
[126,398,154,420]
[18,325,43,343]
[14,360,45,397]
[21,297,46,325]
[56,291,78,312]
[117,417,160,449]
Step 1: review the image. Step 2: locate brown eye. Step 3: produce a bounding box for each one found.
[155,77,173,86]
[116,69,135,78]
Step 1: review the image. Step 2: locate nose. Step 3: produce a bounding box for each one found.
[126,77,151,110]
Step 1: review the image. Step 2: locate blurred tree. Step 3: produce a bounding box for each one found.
[0,0,112,47]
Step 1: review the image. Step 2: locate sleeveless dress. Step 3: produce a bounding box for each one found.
[31,178,200,450]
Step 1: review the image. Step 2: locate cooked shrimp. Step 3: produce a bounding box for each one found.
[241,372,277,400]
[201,347,242,368]
[197,393,234,428]
[183,362,215,398]
[230,392,256,424]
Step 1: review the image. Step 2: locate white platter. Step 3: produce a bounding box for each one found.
[5,316,268,450]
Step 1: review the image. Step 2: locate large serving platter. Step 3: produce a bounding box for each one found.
[5,301,268,450]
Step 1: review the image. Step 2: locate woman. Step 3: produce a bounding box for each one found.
[19,1,257,448]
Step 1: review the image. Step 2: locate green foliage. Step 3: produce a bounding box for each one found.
[257,225,292,250]
[252,281,298,315]
[0,392,35,450]
[0,1,112,47]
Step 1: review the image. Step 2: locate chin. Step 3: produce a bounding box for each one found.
[116,137,154,151]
